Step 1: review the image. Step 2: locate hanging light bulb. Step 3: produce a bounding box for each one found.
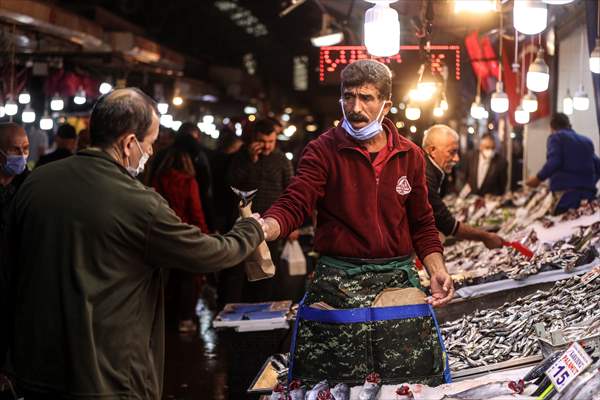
[74,87,87,105]
[521,91,538,113]
[21,104,36,123]
[5,98,18,116]
[160,114,173,128]
[440,96,449,111]
[409,87,431,102]
[470,96,486,119]
[39,113,53,130]
[416,63,438,99]
[491,82,510,113]
[172,95,183,106]
[514,0,548,35]
[563,90,574,115]
[405,103,421,120]
[514,105,530,124]
[573,84,590,111]
[527,48,550,92]
[50,93,64,111]
[18,90,31,105]
[433,105,444,118]
[364,0,400,57]
[157,102,169,115]
[99,82,113,95]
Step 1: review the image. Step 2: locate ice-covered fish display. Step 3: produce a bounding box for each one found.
[442,274,600,370]
[288,379,306,400]
[270,383,286,400]
[330,383,350,400]
[440,380,524,399]
[358,373,381,400]
[306,380,329,400]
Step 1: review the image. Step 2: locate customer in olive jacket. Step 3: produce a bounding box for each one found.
[0,88,264,399]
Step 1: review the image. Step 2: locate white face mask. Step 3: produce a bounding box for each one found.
[339,100,387,141]
[482,149,494,159]
[126,137,149,177]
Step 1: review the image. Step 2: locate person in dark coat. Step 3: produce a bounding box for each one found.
[227,118,295,303]
[463,133,508,196]
[423,125,504,249]
[0,88,264,400]
[526,113,600,214]
[0,123,29,236]
[151,134,209,334]
[36,123,77,167]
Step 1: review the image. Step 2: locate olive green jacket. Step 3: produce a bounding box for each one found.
[1,149,263,399]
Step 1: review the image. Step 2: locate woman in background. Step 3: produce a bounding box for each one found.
[151,134,208,333]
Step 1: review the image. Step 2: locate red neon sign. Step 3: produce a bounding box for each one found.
[319,45,461,85]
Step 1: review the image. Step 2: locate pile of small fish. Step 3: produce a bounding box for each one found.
[270,373,380,400]
[446,187,555,233]
[442,274,600,371]
[506,223,599,280]
[559,314,600,343]
[443,219,600,283]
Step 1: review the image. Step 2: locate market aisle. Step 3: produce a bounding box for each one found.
[163,297,228,400]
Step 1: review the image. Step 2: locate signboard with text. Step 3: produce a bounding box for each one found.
[319,45,461,85]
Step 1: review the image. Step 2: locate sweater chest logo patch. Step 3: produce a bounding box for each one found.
[396,176,411,195]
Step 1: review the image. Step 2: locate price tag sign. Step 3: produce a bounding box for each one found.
[581,268,600,285]
[545,342,593,392]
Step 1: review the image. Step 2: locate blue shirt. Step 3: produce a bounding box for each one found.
[537,129,600,210]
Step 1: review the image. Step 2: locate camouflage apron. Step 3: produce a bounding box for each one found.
[288,256,451,386]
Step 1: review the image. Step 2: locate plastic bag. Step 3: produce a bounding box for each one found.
[281,240,307,276]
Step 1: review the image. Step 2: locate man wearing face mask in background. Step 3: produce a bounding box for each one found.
[423,125,504,249]
[0,123,29,238]
[0,88,265,399]
[462,133,508,196]
[261,60,454,385]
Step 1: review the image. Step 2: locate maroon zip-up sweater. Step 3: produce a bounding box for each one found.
[264,118,443,260]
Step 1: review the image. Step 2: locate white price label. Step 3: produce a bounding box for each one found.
[545,342,593,392]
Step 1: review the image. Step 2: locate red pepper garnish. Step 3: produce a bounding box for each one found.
[508,379,525,394]
[366,372,381,384]
[396,385,413,396]
[288,380,301,390]
[317,389,333,400]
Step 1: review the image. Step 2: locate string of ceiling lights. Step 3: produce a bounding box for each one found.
[356,0,593,126]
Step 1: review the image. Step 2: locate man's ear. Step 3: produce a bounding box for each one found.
[382,99,393,115]
[120,133,136,158]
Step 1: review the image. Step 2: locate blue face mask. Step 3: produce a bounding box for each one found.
[1,151,27,176]
[340,100,387,141]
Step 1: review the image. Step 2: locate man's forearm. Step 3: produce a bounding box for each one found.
[455,223,490,242]
[422,252,447,276]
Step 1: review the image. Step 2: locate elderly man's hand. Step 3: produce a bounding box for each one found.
[427,270,455,308]
[525,175,541,188]
[483,232,504,249]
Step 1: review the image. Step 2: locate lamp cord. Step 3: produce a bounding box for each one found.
[499,6,503,82]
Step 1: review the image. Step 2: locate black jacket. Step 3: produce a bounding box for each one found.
[227,148,293,215]
[36,148,73,168]
[425,155,458,237]
[463,151,508,196]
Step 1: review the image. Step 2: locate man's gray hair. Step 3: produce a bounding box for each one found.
[422,124,459,148]
[340,60,392,100]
